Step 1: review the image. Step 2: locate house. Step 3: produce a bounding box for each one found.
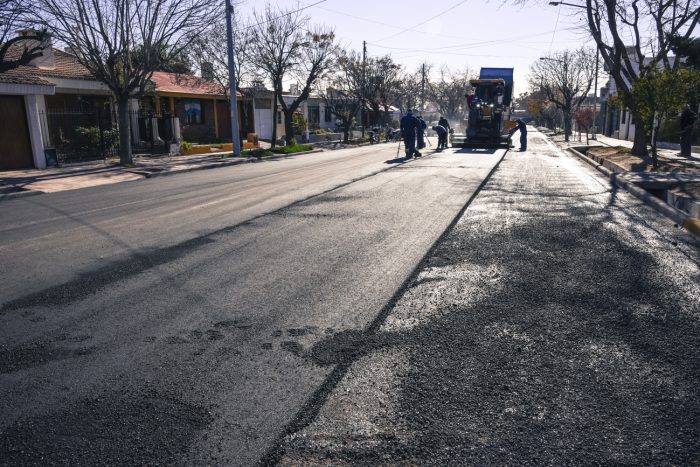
[243,83,338,142]
[600,49,680,142]
[0,30,112,169]
[142,71,254,144]
[0,29,257,170]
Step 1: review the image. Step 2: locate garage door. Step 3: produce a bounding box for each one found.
[0,95,34,169]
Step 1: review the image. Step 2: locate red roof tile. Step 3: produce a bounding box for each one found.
[0,67,54,86]
[150,71,241,98]
[2,44,94,81]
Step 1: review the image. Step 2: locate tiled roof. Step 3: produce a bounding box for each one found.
[0,67,54,86]
[35,49,94,80]
[0,46,94,85]
[150,71,242,98]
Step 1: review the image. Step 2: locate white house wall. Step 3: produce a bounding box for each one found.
[45,77,111,95]
[24,95,47,169]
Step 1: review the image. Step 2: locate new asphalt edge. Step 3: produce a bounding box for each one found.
[566,146,700,240]
[257,148,510,466]
[0,150,328,202]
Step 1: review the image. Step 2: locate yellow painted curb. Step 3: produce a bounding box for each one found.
[682,217,700,237]
[183,146,214,155]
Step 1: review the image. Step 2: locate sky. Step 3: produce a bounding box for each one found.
[236,0,595,96]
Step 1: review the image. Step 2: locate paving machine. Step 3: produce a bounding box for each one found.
[453,67,514,148]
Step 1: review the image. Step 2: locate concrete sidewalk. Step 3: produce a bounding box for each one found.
[0,153,251,198]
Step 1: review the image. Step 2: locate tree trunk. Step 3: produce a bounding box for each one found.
[271,90,278,149]
[284,111,295,145]
[117,97,132,165]
[563,112,572,142]
[630,112,648,158]
[342,120,350,143]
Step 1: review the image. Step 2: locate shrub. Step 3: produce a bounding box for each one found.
[244,148,274,158]
[270,143,313,154]
[74,126,119,151]
[180,139,193,152]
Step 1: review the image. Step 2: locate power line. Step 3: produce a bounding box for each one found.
[548,5,562,53]
[242,0,328,31]
[367,26,580,55]
[372,0,469,43]
[306,3,493,43]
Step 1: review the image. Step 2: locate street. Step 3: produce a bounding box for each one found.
[1,131,700,465]
[0,139,504,464]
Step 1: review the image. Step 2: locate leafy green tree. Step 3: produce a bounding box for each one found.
[629,67,700,167]
[668,34,700,71]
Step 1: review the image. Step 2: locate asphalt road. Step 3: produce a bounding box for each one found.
[0,140,506,465]
[274,131,700,464]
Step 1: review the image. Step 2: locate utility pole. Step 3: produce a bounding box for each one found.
[225,0,241,156]
[421,63,426,114]
[362,40,367,137]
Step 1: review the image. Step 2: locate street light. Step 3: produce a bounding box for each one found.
[549,1,599,139]
[548,1,584,6]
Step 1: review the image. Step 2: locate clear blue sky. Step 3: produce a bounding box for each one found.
[237,0,593,96]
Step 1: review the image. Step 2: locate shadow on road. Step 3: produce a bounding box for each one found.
[269,190,700,464]
[452,147,502,155]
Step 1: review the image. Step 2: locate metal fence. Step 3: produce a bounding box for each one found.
[131,111,177,155]
[39,109,179,164]
[40,107,118,164]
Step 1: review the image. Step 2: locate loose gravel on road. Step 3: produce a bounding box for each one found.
[272,132,700,465]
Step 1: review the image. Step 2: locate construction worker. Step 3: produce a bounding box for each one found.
[438,116,451,148]
[432,125,448,150]
[509,118,528,151]
[400,109,421,158]
[416,116,427,151]
[680,104,696,157]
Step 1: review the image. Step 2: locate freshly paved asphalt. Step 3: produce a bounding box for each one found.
[0,140,505,465]
[273,131,700,465]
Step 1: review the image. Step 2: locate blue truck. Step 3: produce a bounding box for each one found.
[453,67,514,148]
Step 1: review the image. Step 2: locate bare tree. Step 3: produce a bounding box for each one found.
[393,68,423,115]
[35,0,217,164]
[0,0,47,72]
[530,48,597,142]
[583,0,700,156]
[319,50,363,143]
[189,2,251,97]
[428,66,475,123]
[359,55,402,128]
[248,4,307,148]
[277,27,335,145]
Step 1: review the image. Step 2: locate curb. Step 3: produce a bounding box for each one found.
[127,157,251,178]
[254,148,325,162]
[566,146,700,239]
[0,189,44,202]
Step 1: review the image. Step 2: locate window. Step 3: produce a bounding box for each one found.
[277,111,282,124]
[621,110,626,124]
[324,105,332,122]
[184,99,203,124]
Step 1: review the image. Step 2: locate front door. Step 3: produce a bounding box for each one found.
[0,95,34,169]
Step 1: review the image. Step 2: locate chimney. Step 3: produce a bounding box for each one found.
[17,29,54,69]
[201,61,214,80]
